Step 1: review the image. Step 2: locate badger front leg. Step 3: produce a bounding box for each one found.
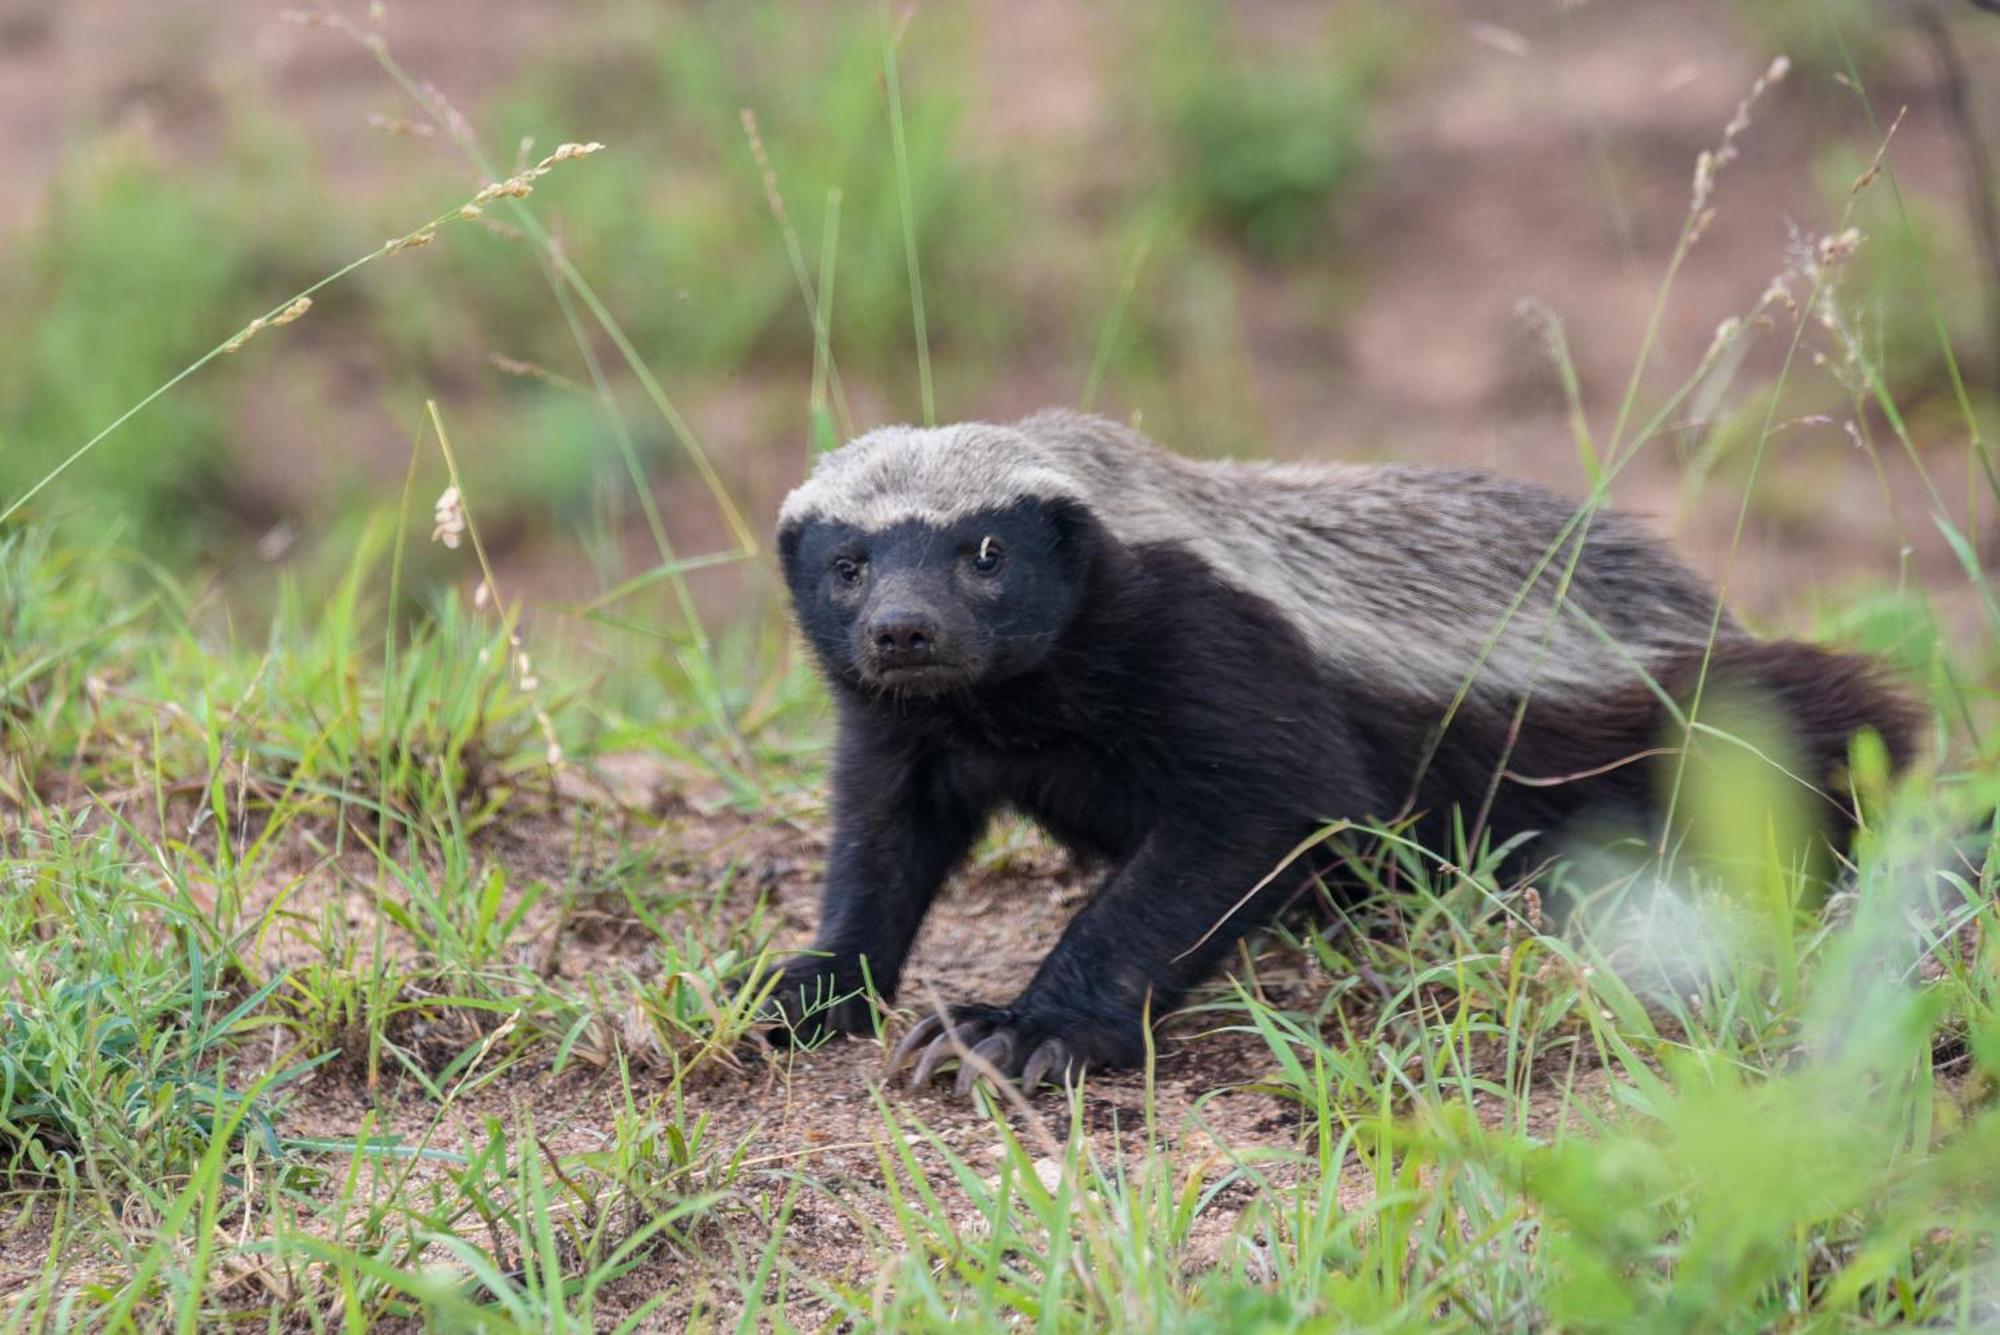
[894,817,1311,1094]
[767,729,986,1044]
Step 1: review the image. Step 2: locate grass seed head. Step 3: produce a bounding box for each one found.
[219,297,309,353]
[1817,227,1863,266]
[366,113,435,138]
[417,79,476,146]
[537,708,562,767]
[535,141,605,170]
[431,485,465,549]
[1702,316,1744,368]
[383,224,438,254]
[1688,54,1789,219]
[221,318,265,353]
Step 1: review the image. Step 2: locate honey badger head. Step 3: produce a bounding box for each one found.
[777,423,1101,696]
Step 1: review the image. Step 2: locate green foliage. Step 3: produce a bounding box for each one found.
[1815,143,1993,408]
[0,817,312,1182]
[327,1110,723,1331]
[433,1,1006,381]
[1522,827,1995,1331]
[1158,5,1410,259]
[0,137,250,542]
[0,522,779,1325]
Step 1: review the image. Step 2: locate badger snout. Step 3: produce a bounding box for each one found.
[867,606,940,668]
[856,594,974,693]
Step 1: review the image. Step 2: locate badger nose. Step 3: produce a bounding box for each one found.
[868,609,939,665]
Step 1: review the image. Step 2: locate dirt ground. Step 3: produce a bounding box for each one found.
[166,747,1616,1325]
[137,786,1325,1323]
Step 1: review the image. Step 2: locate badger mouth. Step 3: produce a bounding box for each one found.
[864,662,975,695]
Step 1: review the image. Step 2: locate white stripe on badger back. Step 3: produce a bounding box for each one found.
[779,411,1737,702]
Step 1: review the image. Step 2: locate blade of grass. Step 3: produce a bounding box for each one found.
[882,1,935,426]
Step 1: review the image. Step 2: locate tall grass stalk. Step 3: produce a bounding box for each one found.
[882,2,936,427]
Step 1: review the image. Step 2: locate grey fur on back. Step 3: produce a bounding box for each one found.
[778,409,1739,702]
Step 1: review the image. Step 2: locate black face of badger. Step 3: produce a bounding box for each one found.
[767,411,1918,1097]
[779,496,1096,697]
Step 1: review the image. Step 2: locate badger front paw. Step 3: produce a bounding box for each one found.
[890,1001,1144,1097]
[760,956,881,1046]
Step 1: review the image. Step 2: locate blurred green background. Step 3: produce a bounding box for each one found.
[0,0,1996,634]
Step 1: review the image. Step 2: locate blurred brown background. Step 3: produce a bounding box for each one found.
[1,0,1995,633]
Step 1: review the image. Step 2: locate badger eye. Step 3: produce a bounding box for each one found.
[831,556,864,586]
[970,536,1005,575]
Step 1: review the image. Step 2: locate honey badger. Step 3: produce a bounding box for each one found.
[770,409,1916,1094]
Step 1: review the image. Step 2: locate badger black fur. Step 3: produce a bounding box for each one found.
[771,409,1916,1094]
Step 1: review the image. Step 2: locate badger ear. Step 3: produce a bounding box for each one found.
[1043,497,1102,571]
[776,520,812,594]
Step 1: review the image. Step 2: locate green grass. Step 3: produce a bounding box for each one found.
[0,514,784,1326]
[1152,2,1415,260]
[0,139,252,548]
[4,0,2000,1327]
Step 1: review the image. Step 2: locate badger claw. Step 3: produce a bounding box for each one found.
[954,1032,1020,1097]
[890,1004,1079,1098]
[911,1029,961,1088]
[889,1012,950,1072]
[1019,1037,1074,1095]
[909,1008,1002,1088]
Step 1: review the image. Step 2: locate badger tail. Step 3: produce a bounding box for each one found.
[1647,638,1921,832]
